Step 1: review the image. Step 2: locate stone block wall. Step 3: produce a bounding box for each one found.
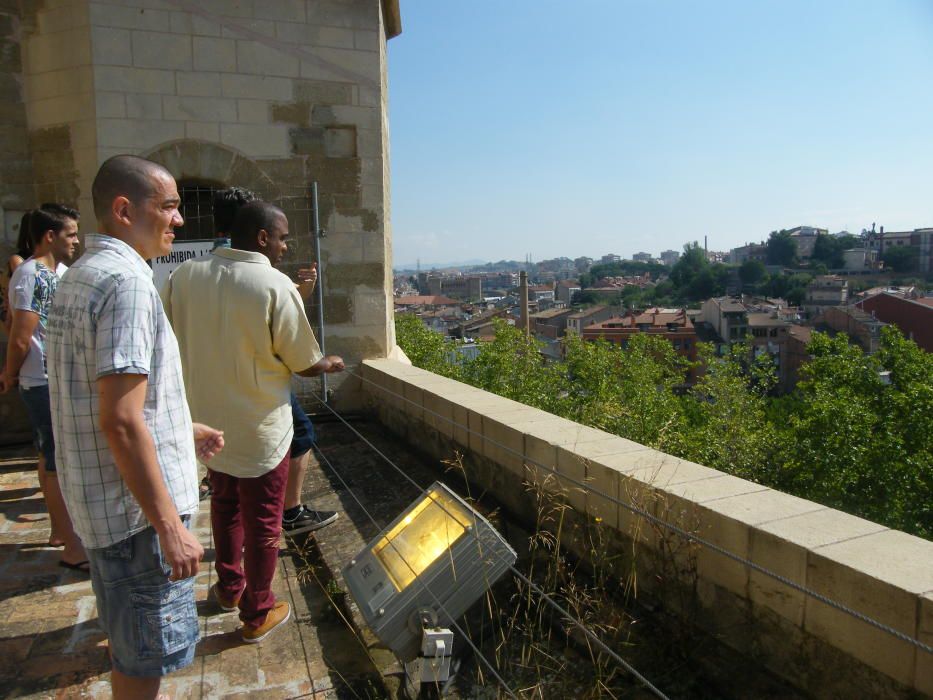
[19,1,96,219]
[361,358,933,699]
[1,0,400,411]
[0,1,38,248]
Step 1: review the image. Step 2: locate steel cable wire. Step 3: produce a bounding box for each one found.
[509,568,669,698]
[339,366,933,656]
[310,394,672,698]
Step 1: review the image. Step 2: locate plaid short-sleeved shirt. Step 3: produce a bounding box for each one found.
[47,233,198,549]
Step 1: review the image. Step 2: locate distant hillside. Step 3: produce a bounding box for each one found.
[394,259,489,271]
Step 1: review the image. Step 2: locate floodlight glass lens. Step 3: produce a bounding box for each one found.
[372,488,473,591]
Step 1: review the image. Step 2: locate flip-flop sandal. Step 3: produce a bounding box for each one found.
[59,560,90,573]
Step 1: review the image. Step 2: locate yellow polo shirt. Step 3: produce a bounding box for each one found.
[162,247,322,477]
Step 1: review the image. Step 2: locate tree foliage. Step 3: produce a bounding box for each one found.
[760,271,811,302]
[766,230,797,266]
[460,319,563,412]
[396,314,932,539]
[669,242,708,288]
[883,245,918,273]
[561,333,689,452]
[682,342,778,481]
[781,327,931,534]
[811,233,860,269]
[394,313,461,379]
[669,242,729,303]
[738,259,766,286]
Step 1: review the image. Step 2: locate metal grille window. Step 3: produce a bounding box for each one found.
[175,181,222,241]
[159,180,328,403]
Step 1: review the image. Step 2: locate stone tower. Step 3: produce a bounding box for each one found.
[0,0,402,414]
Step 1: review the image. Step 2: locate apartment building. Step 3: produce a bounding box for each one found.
[729,243,767,264]
[394,295,461,310]
[556,279,581,303]
[814,306,887,354]
[660,249,680,266]
[425,274,483,301]
[582,308,698,372]
[804,275,848,318]
[530,307,576,340]
[856,292,933,352]
[863,227,933,272]
[565,305,615,335]
[787,226,828,258]
[528,284,555,303]
[701,297,749,342]
[701,296,798,391]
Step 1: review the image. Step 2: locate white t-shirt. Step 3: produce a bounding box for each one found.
[8,259,67,388]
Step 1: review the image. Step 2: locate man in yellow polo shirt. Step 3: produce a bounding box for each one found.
[162,200,344,643]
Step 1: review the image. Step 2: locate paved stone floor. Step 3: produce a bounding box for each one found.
[0,449,381,700]
[0,417,807,700]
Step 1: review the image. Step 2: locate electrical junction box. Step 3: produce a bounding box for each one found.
[405,628,454,684]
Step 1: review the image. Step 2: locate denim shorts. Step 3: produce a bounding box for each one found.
[19,384,55,472]
[86,517,199,677]
[290,392,315,458]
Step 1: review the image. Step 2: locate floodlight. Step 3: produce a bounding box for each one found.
[343,481,517,670]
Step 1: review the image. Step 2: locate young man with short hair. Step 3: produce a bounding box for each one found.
[163,200,344,642]
[208,186,338,535]
[1,204,85,567]
[47,155,224,700]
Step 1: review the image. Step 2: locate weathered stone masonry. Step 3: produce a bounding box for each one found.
[0,0,402,414]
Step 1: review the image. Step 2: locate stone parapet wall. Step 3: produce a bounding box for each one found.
[360,358,933,699]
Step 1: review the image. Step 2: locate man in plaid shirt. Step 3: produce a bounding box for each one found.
[47,155,224,700]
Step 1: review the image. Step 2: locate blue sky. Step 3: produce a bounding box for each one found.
[387,1,933,268]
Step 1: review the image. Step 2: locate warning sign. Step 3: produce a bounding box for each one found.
[152,240,216,294]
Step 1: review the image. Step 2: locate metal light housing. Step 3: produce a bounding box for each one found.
[343,481,517,661]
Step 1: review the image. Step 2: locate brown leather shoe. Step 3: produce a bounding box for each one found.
[210,582,241,612]
[241,601,291,643]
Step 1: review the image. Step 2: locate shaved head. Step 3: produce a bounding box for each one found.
[90,154,184,260]
[92,155,173,221]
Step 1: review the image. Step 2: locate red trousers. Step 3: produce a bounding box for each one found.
[209,452,289,628]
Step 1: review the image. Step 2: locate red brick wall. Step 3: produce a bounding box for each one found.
[856,295,933,352]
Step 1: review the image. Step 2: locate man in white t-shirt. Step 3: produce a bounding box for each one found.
[1,203,85,569]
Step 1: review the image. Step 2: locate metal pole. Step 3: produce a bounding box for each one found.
[519,271,529,338]
[311,181,328,403]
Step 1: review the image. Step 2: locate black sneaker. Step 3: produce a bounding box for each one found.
[282,505,338,535]
[199,476,212,501]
